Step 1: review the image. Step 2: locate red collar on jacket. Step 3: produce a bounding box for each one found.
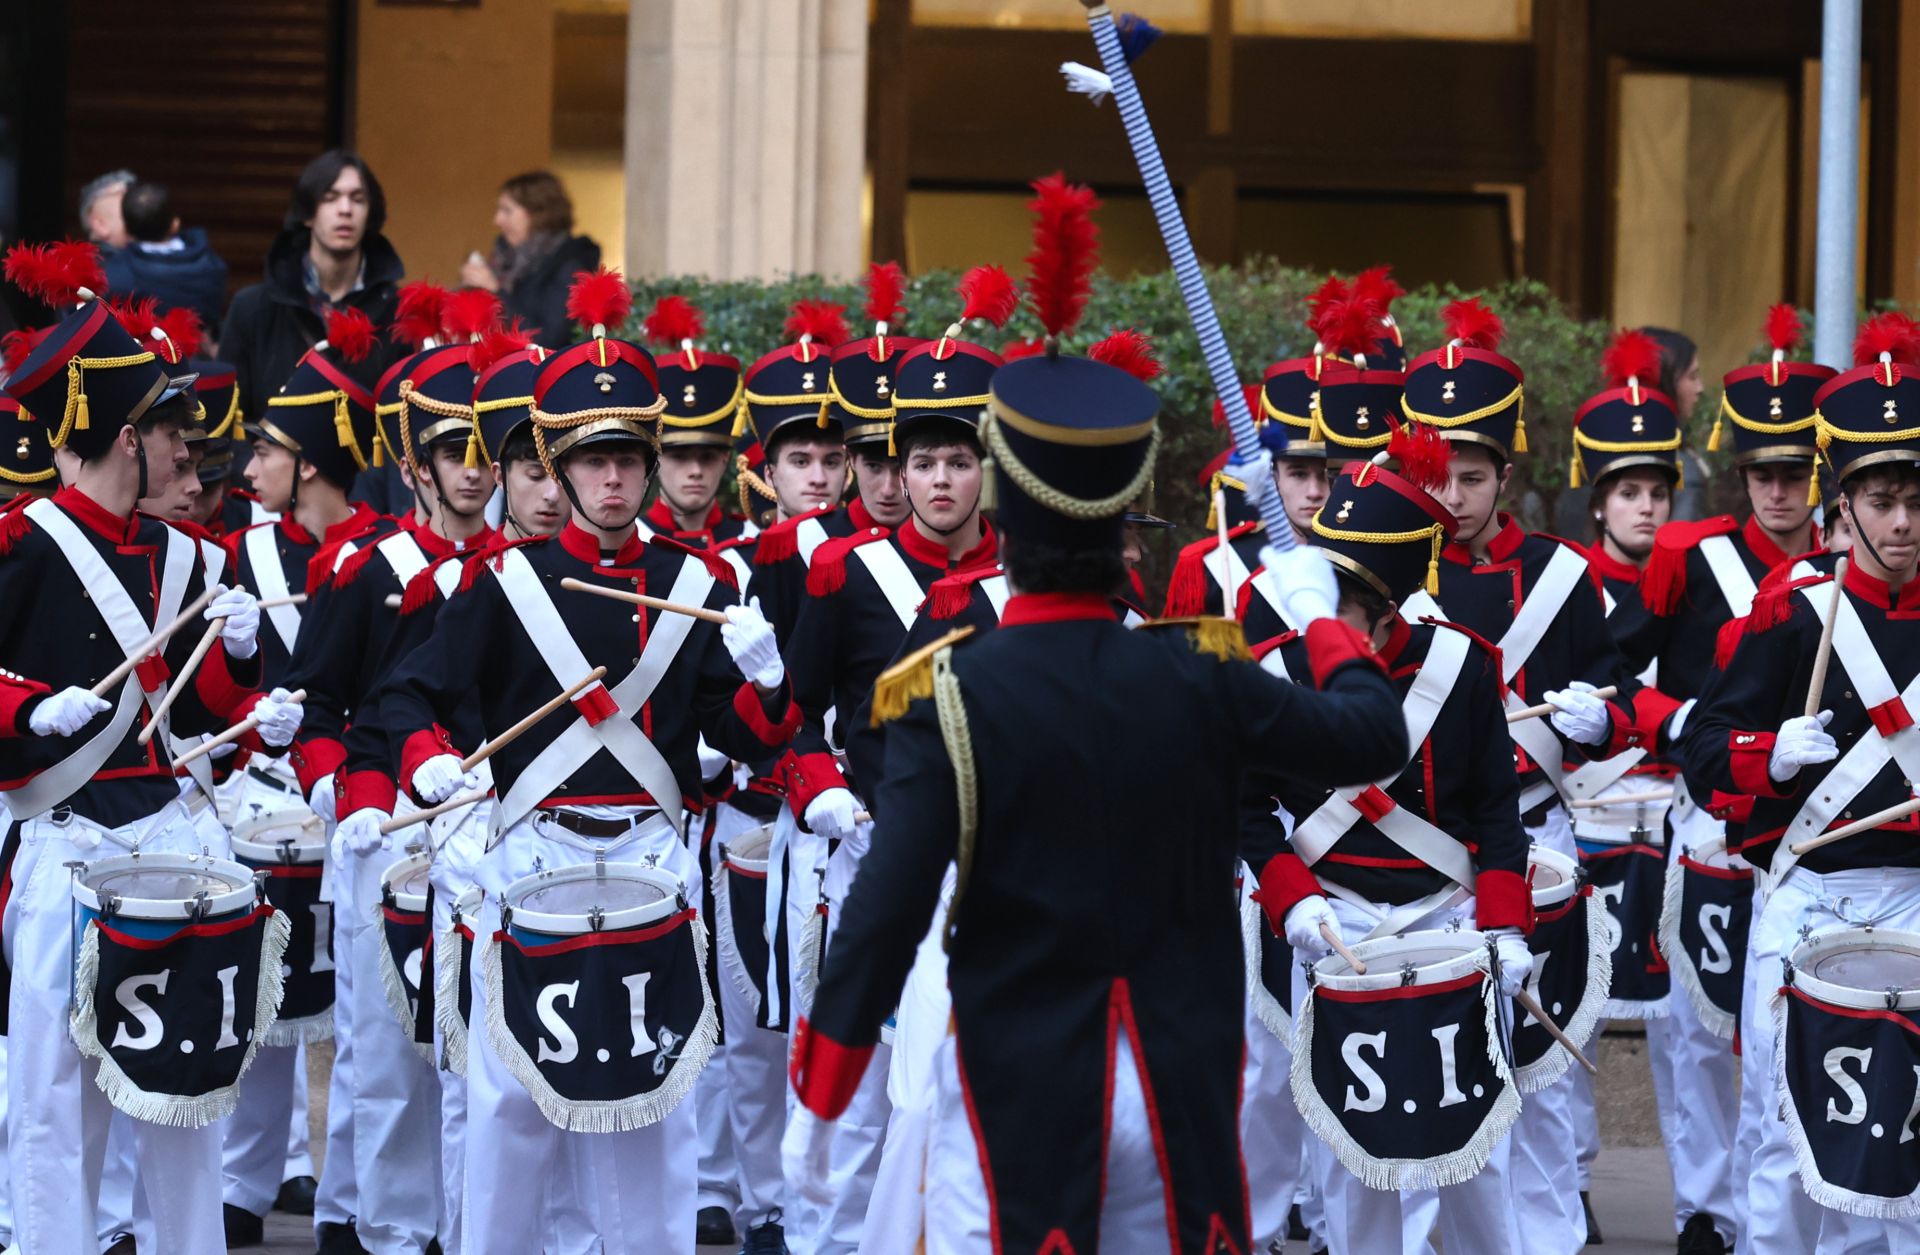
[280,501,380,548]
[897,514,997,572]
[846,496,878,532]
[1376,613,1414,667]
[1844,560,1920,614]
[1584,541,1642,585]
[1742,514,1815,571]
[643,497,724,541]
[1442,513,1524,566]
[559,519,647,566]
[54,486,138,544]
[1001,592,1116,626]
[413,522,494,560]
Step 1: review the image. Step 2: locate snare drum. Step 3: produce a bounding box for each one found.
[715,825,776,1026]
[377,850,435,1060]
[233,813,334,1043]
[487,862,716,1131]
[1660,834,1753,1040]
[1515,846,1606,1092]
[70,853,288,1125]
[1297,930,1518,1191]
[1568,772,1673,845]
[1777,928,1920,1216]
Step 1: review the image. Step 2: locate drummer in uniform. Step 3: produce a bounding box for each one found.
[1680,313,1920,1254]
[0,244,297,1255]
[641,296,756,559]
[183,365,245,538]
[787,324,1406,1255]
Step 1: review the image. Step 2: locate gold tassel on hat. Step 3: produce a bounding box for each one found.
[731,404,751,439]
[887,425,897,457]
[1569,451,1584,488]
[816,400,832,429]
[979,455,998,511]
[464,425,481,469]
[371,427,386,467]
[1706,412,1724,452]
[1807,470,1822,508]
[74,389,89,432]
[1511,413,1528,454]
[1427,530,1443,596]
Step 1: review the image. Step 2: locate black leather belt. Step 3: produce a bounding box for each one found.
[542,808,651,838]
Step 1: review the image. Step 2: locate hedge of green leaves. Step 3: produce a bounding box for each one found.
[626,264,1754,545]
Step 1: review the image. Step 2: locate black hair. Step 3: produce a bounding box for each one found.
[122,181,174,243]
[1001,530,1126,598]
[1843,461,1920,497]
[497,426,541,471]
[1333,568,1392,626]
[1639,327,1698,405]
[137,390,197,437]
[286,150,387,237]
[895,418,984,464]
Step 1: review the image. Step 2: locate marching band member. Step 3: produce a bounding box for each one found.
[643,296,756,556]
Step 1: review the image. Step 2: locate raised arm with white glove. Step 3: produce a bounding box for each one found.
[205,584,261,661]
[1769,710,1838,783]
[412,754,480,805]
[251,687,304,748]
[27,686,111,738]
[1545,679,1611,746]
[1258,543,1340,627]
[721,597,785,691]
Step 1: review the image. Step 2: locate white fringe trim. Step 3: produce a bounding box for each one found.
[711,864,764,1020]
[70,909,292,1128]
[434,917,470,1078]
[1659,856,1740,1040]
[1770,986,1920,1219]
[261,1009,333,1047]
[794,893,826,1013]
[1290,963,1521,1192]
[372,898,435,1066]
[1516,896,1611,1094]
[1241,888,1291,1043]
[482,913,718,1133]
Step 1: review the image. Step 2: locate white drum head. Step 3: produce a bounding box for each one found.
[232,809,327,865]
[1312,928,1488,994]
[381,852,434,912]
[722,824,773,871]
[504,863,681,936]
[74,853,256,920]
[1528,846,1578,909]
[1789,927,1920,1011]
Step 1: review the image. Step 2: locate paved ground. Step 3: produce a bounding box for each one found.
[251,1026,1695,1254]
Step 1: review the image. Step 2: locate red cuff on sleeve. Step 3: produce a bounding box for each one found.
[781,751,847,821]
[342,769,399,816]
[1251,853,1323,935]
[194,645,258,720]
[399,725,460,801]
[789,1015,875,1121]
[1728,730,1787,798]
[572,683,619,727]
[0,673,52,738]
[734,680,801,747]
[1303,619,1382,688]
[1601,699,1644,758]
[1475,869,1533,933]
[289,736,347,795]
[1628,687,1683,749]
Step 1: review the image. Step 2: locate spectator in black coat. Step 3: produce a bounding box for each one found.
[220,150,404,429]
[102,181,231,337]
[459,170,600,348]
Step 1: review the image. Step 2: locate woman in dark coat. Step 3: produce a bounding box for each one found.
[460,171,601,348]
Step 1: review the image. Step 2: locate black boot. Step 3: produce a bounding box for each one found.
[1582,1190,1604,1245]
[1287,1203,1309,1241]
[740,1206,789,1254]
[697,1205,738,1246]
[277,1173,319,1215]
[1677,1213,1728,1254]
[101,1235,136,1255]
[224,1203,266,1247]
[316,1219,371,1254]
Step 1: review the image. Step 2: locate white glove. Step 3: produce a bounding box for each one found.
[1259,543,1340,626]
[805,787,860,844]
[721,597,785,689]
[1282,894,1339,954]
[1226,451,1274,506]
[27,685,110,738]
[1489,927,1533,999]
[1545,680,1611,746]
[780,1105,838,1208]
[696,736,731,782]
[206,584,261,661]
[412,753,479,805]
[251,687,304,748]
[1770,711,1838,784]
[1665,697,1696,744]
[307,773,337,826]
[332,808,391,862]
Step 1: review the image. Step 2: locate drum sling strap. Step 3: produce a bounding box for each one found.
[850,541,927,631]
[246,523,304,654]
[1767,585,1920,891]
[1290,626,1477,940]
[1206,537,1253,608]
[1248,565,1302,635]
[1698,534,1758,619]
[10,501,195,818]
[795,517,829,565]
[487,547,713,843]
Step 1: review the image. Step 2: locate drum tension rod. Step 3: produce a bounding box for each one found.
[98,890,122,922]
[276,839,297,866]
[588,906,605,932]
[499,905,514,930]
[188,890,211,923]
[1888,987,1904,1011]
[1399,962,1418,987]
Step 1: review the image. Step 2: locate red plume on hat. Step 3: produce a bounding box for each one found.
[863,261,908,330]
[1765,304,1803,356]
[392,281,449,350]
[643,295,705,349]
[1305,275,1349,343]
[322,307,377,364]
[1000,336,1047,362]
[1442,298,1504,353]
[1602,328,1662,397]
[1852,311,1920,368]
[2,325,54,376]
[1087,328,1161,382]
[1386,417,1453,493]
[565,267,632,337]
[1350,265,1405,342]
[108,297,204,366]
[4,241,106,309]
[1023,172,1101,344]
[934,265,1018,361]
[468,319,534,376]
[443,288,503,344]
[1313,294,1384,363]
[783,299,848,361]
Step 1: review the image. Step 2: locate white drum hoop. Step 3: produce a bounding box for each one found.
[1786,927,1920,1012]
[721,823,773,874]
[73,853,257,921]
[501,862,684,937]
[231,809,327,865]
[1528,846,1579,910]
[1310,928,1490,994]
[449,886,483,927]
[380,851,434,914]
[1674,832,1751,873]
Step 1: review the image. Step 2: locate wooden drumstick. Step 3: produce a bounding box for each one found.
[171,688,306,768]
[459,666,609,773]
[1788,797,1920,856]
[90,585,220,697]
[380,789,491,836]
[1505,685,1618,724]
[1320,922,1367,975]
[1568,788,1674,810]
[256,593,308,610]
[1805,555,1849,719]
[559,577,730,624]
[1516,988,1599,1076]
[139,584,248,744]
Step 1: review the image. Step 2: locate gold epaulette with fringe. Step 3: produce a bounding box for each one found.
[1140,615,1252,663]
[870,626,976,726]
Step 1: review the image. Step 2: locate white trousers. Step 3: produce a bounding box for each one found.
[223,1040,304,1215]
[315,843,360,1234]
[1241,992,1305,1251]
[1741,865,1920,1254]
[924,1029,1172,1255]
[1658,978,1739,1244]
[461,810,701,1255]
[426,799,488,1255]
[4,803,228,1255]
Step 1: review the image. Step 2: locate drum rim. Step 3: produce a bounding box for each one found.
[231,830,327,864]
[230,808,324,850]
[1527,846,1578,908]
[721,823,774,872]
[73,852,257,920]
[1311,927,1489,992]
[1674,833,1752,873]
[379,850,435,912]
[1787,925,1920,1011]
[503,861,682,936]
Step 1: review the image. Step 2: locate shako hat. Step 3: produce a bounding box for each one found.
[396,287,500,470]
[0,397,54,499]
[644,295,740,450]
[830,262,926,451]
[530,267,665,471]
[1814,312,1920,487]
[258,306,382,490]
[888,264,1020,455]
[1310,422,1456,600]
[1570,328,1682,488]
[739,298,846,460]
[1401,296,1527,461]
[1714,305,1830,467]
[470,325,551,465]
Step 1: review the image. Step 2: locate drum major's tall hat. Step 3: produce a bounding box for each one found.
[644,296,740,451]
[1401,296,1527,462]
[1813,311,1920,486]
[1571,328,1683,489]
[1713,305,1831,467]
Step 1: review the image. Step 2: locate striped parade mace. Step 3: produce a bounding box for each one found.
[1075,1,1294,550]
